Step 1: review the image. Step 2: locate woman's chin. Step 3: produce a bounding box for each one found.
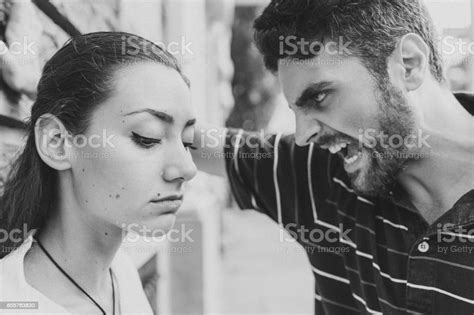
[142,214,177,238]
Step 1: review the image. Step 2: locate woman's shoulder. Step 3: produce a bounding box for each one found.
[112,246,141,279]
[0,236,35,298]
[111,247,154,314]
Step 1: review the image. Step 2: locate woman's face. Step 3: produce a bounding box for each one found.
[68,63,197,237]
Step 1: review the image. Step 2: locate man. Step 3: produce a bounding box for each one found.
[193,0,474,313]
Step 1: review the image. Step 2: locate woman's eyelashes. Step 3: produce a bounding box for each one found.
[183,142,197,151]
[131,132,196,151]
[131,131,162,149]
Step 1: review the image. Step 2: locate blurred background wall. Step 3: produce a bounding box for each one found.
[0,0,473,314]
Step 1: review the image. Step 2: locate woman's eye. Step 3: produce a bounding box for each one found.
[131,132,161,149]
[183,142,197,151]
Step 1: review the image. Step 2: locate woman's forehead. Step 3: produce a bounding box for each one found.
[103,63,194,122]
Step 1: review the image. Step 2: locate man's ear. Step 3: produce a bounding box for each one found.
[34,114,72,171]
[389,33,430,91]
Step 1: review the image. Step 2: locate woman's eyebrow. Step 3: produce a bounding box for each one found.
[123,108,174,124]
[123,108,196,127]
[185,119,197,127]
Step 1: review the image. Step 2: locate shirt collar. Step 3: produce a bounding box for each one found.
[453,92,474,115]
[425,189,474,235]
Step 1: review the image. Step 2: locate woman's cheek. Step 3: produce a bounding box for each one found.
[75,134,164,225]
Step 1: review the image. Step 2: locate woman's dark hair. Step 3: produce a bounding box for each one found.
[0,31,189,257]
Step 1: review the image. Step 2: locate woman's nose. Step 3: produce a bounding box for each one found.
[162,145,197,182]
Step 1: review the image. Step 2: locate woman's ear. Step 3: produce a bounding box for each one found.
[34,114,72,171]
[389,33,430,91]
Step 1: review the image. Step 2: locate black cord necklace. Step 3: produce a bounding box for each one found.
[34,237,115,315]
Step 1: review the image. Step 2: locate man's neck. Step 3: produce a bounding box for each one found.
[398,91,474,224]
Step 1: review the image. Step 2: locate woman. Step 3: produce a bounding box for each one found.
[0,32,197,314]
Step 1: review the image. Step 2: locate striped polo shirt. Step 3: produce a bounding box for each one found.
[223,93,474,314]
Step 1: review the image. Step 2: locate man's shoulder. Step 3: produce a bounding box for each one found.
[454,93,474,115]
[427,189,474,234]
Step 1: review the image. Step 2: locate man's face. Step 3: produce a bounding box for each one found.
[278,53,420,196]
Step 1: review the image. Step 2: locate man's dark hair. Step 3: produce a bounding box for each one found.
[254,0,444,83]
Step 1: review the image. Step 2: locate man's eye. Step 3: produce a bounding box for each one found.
[131,132,161,149]
[314,91,328,103]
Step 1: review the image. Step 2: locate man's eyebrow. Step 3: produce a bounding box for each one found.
[294,81,333,108]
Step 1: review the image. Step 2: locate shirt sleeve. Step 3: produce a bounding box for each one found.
[223,128,337,227]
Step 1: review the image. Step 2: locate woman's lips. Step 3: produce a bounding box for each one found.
[150,195,183,214]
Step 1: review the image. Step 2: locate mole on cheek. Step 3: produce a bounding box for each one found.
[115,194,120,199]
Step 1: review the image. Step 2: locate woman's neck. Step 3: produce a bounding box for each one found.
[34,203,124,294]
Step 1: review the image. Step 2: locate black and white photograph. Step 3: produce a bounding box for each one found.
[0,0,473,314]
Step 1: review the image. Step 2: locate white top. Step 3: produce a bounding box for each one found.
[0,234,153,315]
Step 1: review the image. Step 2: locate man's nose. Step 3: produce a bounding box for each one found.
[294,116,322,146]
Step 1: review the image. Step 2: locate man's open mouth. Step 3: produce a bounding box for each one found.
[323,140,364,166]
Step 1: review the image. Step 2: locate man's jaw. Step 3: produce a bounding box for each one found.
[314,136,384,195]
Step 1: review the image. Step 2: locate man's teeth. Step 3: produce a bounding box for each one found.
[328,142,348,154]
[325,141,361,165]
[344,154,359,164]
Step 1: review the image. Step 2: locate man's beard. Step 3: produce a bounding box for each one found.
[349,83,417,197]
